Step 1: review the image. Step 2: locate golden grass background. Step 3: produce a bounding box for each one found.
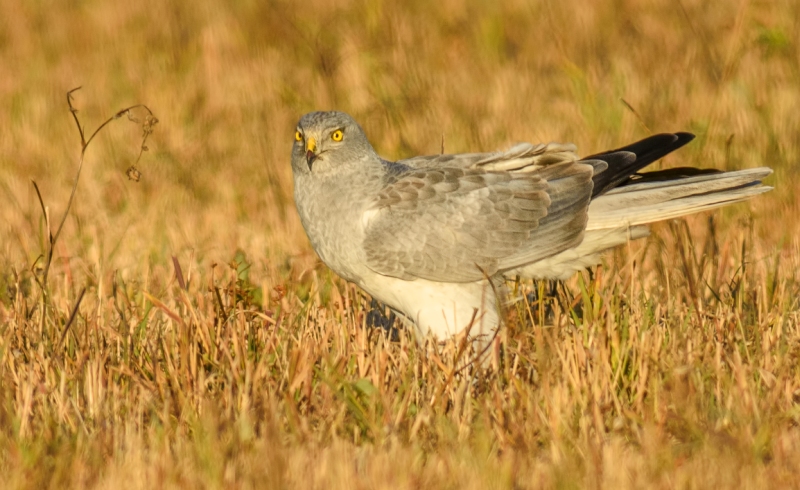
[1,0,799,487]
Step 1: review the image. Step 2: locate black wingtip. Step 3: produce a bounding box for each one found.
[674,132,696,147]
[586,132,697,197]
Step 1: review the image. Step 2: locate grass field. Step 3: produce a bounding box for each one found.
[1,0,799,488]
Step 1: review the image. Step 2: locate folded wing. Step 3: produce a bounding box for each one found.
[362,159,594,282]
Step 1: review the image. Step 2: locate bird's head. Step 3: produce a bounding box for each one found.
[291,111,375,175]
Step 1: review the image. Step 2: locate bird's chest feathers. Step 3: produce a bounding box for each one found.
[295,175,371,280]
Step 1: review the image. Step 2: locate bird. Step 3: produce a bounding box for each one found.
[290,111,772,341]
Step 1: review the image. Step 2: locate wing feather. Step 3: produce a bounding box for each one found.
[398,142,581,172]
[362,160,594,283]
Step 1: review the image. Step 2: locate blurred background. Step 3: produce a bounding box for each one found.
[1,2,799,486]
[0,0,796,297]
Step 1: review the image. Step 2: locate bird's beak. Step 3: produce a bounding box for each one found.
[305,137,317,170]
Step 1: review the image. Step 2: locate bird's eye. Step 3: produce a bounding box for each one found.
[331,130,343,142]
[295,131,302,142]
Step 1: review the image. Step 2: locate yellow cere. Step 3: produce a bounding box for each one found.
[331,129,343,142]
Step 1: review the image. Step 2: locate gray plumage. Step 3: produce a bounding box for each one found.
[291,111,772,340]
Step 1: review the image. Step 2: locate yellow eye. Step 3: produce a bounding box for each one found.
[331,130,343,142]
[295,131,302,142]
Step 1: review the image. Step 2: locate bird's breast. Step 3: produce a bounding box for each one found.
[294,174,373,283]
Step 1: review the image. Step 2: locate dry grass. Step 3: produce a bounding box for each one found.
[1,0,799,488]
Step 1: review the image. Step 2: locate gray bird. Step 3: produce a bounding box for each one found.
[291,111,771,340]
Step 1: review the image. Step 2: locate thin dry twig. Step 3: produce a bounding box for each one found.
[620,98,652,134]
[57,287,86,348]
[31,87,158,326]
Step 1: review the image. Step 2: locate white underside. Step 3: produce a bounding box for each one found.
[360,272,500,340]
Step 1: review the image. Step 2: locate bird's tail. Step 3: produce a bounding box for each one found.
[509,167,771,280]
[585,167,772,231]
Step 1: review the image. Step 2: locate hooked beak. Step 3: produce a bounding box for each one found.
[305,137,317,170]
